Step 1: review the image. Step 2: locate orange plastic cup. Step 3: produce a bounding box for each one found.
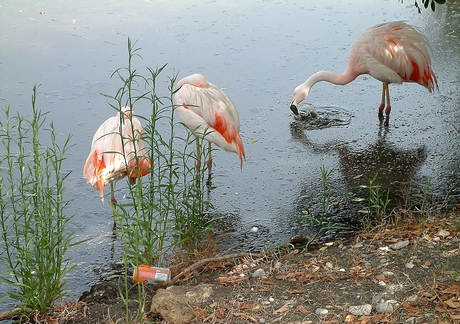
[133,265,171,285]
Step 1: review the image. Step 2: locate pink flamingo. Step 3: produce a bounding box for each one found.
[83,106,151,204]
[173,74,245,178]
[290,21,438,126]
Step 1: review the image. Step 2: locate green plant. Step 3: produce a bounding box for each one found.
[298,166,347,250]
[0,86,80,315]
[451,272,458,284]
[173,131,216,250]
[412,176,431,215]
[353,172,390,222]
[102,39,216,323]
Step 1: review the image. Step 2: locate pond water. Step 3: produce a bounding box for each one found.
[0,0,459,310]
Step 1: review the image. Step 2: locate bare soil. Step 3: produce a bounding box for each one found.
[46,212,460,323]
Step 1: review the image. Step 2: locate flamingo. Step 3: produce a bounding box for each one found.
[83,106,151,205]
[173,74,245,179]
[290,21,438,126]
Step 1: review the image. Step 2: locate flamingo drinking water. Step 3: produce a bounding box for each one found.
[290,21,438,126]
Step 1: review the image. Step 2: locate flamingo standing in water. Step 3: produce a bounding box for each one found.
[290,21,438,126]
[83,106,151,204]
[173,74,245,179]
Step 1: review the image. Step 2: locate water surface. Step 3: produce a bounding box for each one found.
[0,0,459,309]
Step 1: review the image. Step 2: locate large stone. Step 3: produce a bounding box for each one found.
[150,284,219,324]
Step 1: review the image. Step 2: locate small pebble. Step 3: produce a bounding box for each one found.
[405,262,414,269]
[348,304,372,316]
[372,294,383,304]
[252,269,266,278]
[406,295,418,302]
[376,302,394,313]
[389,240,410,250]
[315,308,328,315]
[436,229,450,237]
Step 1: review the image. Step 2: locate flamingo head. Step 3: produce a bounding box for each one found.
[290,84,310,116]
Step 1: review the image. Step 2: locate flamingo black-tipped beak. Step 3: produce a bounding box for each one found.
[290,104,299,115]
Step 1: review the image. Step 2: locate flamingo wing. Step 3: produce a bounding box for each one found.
[174,74,245,162]
[83,115,125,193]
[120,115,151,180]
[355,21,438,91]
[83,107,151,200]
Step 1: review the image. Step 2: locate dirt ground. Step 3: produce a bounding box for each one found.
[45,212,460,324]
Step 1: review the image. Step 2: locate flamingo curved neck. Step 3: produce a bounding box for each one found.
[304,70,356,89]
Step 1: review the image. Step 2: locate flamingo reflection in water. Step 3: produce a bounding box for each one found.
[290,123,427,205]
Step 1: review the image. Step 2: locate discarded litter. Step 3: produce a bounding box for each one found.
[133,265,171,286]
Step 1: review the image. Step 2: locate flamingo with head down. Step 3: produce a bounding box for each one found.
[290,21,438,126]
[83,106,151,205]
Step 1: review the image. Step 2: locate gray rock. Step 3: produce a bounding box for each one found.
[436,229,450,238]
[348,304,372,316]
[405,262,415,269]
[315,308,328,315]
[252,268,266,278]
[405,295,418,302]
[404,316,416,324]
[389,240,410,250]
[376,302,394,313]
[371,294,383,304]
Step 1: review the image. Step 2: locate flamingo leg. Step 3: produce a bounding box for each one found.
[384,84,391,126]
[110,182,117,230]
[378,83,386,122]
[378,83,391,126]
[206,142,212,185]
[195,138,201,170]
[194,138,203,187]
[110,182,117,205]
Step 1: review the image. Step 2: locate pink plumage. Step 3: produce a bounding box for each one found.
[174,74,245,168]
[290,21,438,126]
[83,106,151,204]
